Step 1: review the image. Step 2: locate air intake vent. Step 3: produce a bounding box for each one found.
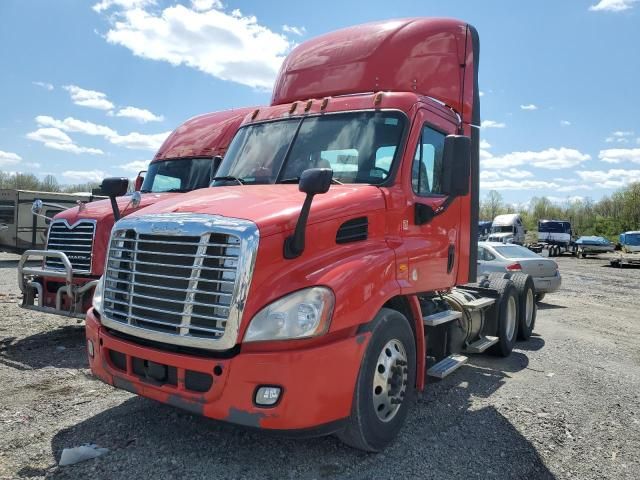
[336,217,368,244]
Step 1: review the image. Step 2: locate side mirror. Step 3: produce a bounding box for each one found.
[100,177,129,221]
[441,135,471,197]
[134,171,146,191]
[284,168,333,259]
[299,168,333,195]
[31,199,43,216]
[100,177,129,198]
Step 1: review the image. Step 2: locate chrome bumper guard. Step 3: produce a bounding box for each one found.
[18,250,98,319]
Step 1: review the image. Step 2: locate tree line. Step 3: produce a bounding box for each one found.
[481,182,640,241]
[0,171,99,195]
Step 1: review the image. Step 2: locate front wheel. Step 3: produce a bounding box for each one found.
[337,308,416,452]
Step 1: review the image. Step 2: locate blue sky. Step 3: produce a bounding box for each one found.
[1,0,639,204]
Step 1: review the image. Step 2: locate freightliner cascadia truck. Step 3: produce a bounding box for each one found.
[19,107,254,319]
[86,18,538,451]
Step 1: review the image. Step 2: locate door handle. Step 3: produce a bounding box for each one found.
[447,244,455,273]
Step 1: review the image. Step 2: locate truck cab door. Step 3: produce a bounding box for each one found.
[400,109,459,292]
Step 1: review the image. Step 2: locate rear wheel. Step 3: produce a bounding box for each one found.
[486,278,519,357]
[508,273,536,340]
[337,308,416,452]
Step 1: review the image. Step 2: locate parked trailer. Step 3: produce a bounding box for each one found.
[18,107,256,319]
[574,236,615,258]
[0,189,101,253]
[85,18,538,451]
[526,219,576,257]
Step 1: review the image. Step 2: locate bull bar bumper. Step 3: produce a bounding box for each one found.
[18,250,98,319]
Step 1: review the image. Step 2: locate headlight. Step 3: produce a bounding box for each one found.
[244,287,334,342]
[92,275,105,314]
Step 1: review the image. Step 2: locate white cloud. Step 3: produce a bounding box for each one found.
[503,168,534,179]
[0,150,23,167]
[35,115,117,137]
[119,159,150,173]
[98,3,292,90]
[283,24,306,36]
[93,0,155,13]
[191,0,223,11]
[480,139,491,149]
[598,148,640,164]
[479,91,485,97]
[63,85,114,110]
[109,131,171,151]
[480,170,501,181]
[32,81,54,91]
[577,169,640,188]
[547,195,585,204]
[26,128,104,155]
[605,130,634,143]
[560,120,571,126]
[520,104,538,111]
[481,120,506,129]
[62,170,109,183]
[589,0,638,12]
[480,179,559,191]
[482,147,591,170]
[557,184,591,192]
[113,106,164,122]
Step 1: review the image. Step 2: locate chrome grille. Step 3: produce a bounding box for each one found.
[45,220,96,272]
[101,214,258,350]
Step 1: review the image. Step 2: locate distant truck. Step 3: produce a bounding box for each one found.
[610,231,640,267]
[526,219,576,257]
[478,220,492,240]
[0,189,102,253]
[487,214,526,245]
[18,107,255,318]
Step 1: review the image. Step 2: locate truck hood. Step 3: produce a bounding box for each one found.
[54,192,182,224]
[127,184,386,237]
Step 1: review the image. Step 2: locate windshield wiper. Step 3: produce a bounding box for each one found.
[212,176,245,185]
[279,176,343,185]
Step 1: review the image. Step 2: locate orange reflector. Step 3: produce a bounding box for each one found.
[305,100,313,111]
[320,97,329,110]
[374,92,383,106]
[251,109,259,120]
[289,102,297,114]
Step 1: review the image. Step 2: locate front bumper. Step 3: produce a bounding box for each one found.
[85,309,369,431]
[18,250,97,319]
[533,273,562,294]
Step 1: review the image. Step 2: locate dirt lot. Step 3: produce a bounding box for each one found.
[1,252,639,479]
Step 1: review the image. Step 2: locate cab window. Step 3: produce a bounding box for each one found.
[411,125,445,195]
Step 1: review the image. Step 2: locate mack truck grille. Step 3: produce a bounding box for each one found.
[46,220,96,272]
[100,214,258,351]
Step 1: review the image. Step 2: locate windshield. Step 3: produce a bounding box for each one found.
[491,226,513,234]
[493,245,541,259]
[141,158,215,193]
[539,221,570,233]
[214,111,406,185]
[623,234,640,246]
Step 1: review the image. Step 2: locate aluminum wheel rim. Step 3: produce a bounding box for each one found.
[372,339,408,423]
[525,289,534,328]
[505,296,517,341]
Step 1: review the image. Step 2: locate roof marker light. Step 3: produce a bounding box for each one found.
[320,97,329,110]
[374,92,383,106]
[251,109,259,120]
[304,100,313,112]
[289,102,298,114]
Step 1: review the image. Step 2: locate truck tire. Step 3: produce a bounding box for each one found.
[548,246,556,257]
[508,273,536,340]
[337,308,416,452]
[486,278,519,357]
[535,292,545,302]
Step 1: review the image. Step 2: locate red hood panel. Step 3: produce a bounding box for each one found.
[128,185,386,237]
[54,192,182,224]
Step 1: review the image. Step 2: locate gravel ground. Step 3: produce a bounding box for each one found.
[1,251,639,479]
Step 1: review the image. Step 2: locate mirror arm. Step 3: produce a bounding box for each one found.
[284,193,314,259]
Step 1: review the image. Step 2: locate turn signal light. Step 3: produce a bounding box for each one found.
[506,263,522,271]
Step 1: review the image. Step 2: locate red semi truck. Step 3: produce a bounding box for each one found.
[86,18,537,451]
[19,107,254,318]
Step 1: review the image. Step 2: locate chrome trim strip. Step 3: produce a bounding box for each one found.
[100,213,259,351]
